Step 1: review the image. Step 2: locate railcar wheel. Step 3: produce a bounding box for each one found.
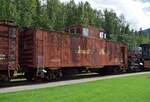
[46,70,62,81]
[25,72,32,81]
[0,71,10,82]
[25,71,35,81]
[10,70,14,77]
[112,68,119,74]
[4,76,10,82]
[97,68,107,75]
[112,67,124,74]
[46,70,56,81]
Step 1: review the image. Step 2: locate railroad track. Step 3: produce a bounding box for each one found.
[0,71,150,93]
[0,73,101,88]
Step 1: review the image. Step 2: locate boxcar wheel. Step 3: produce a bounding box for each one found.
[97,68,107,75]
[25,72,34,81]
[0,71,10,82]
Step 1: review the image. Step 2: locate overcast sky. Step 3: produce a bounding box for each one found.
[60,0,150,30]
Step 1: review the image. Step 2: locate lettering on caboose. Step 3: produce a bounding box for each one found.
[99,48,105,55]
[76,46,90,54]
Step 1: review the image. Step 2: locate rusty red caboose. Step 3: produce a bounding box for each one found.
[20,24,128,81]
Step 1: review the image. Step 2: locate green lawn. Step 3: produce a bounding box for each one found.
[1,74,150,102]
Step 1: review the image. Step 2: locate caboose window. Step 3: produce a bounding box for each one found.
[76,28,81,34]
[65,29,69,33]
[83,28,89,37]
[99,32,104,38]
[70,28,75,34]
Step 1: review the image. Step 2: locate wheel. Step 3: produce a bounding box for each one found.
[25,71,34,81]
[0,71,10,82]
[97,68,107,75]
[3,76,10,82]
[112,68,119,74]
[46,69,62,81]
[10,70,14,77]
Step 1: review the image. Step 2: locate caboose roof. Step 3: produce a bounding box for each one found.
[65,24,104,32]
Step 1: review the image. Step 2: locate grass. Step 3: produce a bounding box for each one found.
[1,74,150,102]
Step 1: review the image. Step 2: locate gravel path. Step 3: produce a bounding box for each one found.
[0,71,150,93]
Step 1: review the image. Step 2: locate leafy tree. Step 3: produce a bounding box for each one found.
[15,0,37,27]
[0,0,18,21]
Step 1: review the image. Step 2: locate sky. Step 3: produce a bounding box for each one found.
[60,0,150,30]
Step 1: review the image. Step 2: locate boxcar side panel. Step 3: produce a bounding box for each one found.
[0,24,18,71]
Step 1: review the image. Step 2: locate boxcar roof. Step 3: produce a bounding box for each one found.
[0,20,17,27]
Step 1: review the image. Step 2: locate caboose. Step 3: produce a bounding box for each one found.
[20,24,128,81]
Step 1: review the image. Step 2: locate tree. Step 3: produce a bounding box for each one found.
[47,0,62,30]
[15,0,37,27]
[0,0,18,21]
[103,10,118,39]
